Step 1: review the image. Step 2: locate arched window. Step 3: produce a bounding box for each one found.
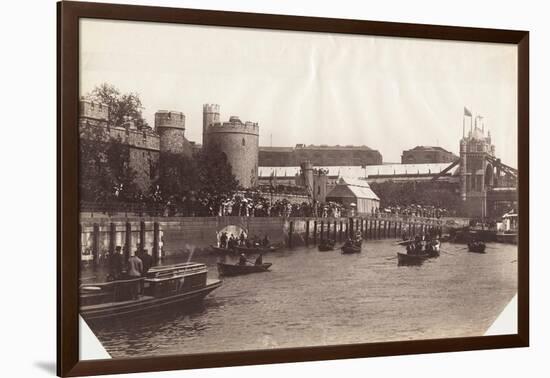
[242,138,245,146]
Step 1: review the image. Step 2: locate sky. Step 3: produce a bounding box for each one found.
[80,19,518,167]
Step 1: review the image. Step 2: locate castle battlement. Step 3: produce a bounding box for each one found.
[155,110,185,130]
[203,104,220,113]
[79,98,109,121]
[207,120,260,136]
[79,121,160,151]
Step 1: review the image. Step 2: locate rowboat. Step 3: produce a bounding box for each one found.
[467,241,486,253]
[318,240,336,251]
[341,245,361,254]
[397,252,429,266]
[217,262,272,277]
[80,262,222,322]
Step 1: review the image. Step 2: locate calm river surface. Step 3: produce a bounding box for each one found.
[88,240,517,358]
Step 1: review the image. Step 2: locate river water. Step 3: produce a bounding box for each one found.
[88,240,517,358]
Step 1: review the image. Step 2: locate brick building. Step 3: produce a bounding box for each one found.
[259,144,382,166]
[401,146,458,164]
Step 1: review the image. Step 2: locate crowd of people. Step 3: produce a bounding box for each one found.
[218,231,270,250]
[103,245,153,282]
[376,204,449,219]
[85,182,450,221]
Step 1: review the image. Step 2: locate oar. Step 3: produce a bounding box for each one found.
[510,259,517,263]
[386,256,398,260]
[440,250,456,256]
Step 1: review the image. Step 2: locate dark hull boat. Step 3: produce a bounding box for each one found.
[397,252,429,266]
[217,262,272,277]
[341,245,361,254]
[318,240,336,251]
[80,262,222,322]
[468,242,486,253]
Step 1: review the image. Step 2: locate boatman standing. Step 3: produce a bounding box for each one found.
[127,251,143,299]
[127,251,143,278]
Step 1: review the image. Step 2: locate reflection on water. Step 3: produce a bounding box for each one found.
[88,240,517,358]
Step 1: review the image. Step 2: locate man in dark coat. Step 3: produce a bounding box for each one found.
[139,249,153,275]
[108,246,124,281]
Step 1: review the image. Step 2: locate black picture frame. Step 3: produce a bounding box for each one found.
[57,1,529,376]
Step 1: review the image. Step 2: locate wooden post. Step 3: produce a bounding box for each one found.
[394,221,398,238]
[153,221,160,266]
[399,221,403,239]
[368,220,372,239]
[320,221,324,242]
[339,221,343,241]
[333,221,337,241]
[92,223,100,267]
[288,221,294,248]
[109,222,116,255]
[124,222,131,262]
[305,220,310,246]
[313,221,318,244]
[139,220,146,255]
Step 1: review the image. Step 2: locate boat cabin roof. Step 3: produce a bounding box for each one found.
[145,262,208,282]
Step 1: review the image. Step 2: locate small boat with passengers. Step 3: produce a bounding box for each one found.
[341,238,362,254]
[318,239,336,251]
[217,262,272,276]
[467,241,486,253]
[79,262,222,322]
[397,252,429,266]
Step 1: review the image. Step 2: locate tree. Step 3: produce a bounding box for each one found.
[79,125,111,202]
[157,152,198,200]
[196,146,239,215]
[86,83,149,129]
[79,124,139,203]
[105,136,139,201]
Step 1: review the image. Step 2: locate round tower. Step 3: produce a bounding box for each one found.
[202,104,220,147]
[205,118,259,189]
[300,160,314,194]
[155,110,186,154]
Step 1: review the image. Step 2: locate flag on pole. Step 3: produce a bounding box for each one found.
[464,107,472,117]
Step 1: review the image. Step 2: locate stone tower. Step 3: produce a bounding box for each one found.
[459,119,496,218]
[203,105,259,189]
[79,98,109,127]
[155,110,186,154]
[300,161,314,195]
[202,104,220,147]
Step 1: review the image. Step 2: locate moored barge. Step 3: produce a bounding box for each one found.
[80,262,222,322]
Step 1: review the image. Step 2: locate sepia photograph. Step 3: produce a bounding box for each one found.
[76,17,519,360]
